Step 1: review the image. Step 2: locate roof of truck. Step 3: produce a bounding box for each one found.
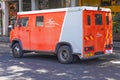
[18,6,111,15]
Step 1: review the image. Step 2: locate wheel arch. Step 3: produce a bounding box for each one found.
[11,39,23,50]
[55,42,73,54]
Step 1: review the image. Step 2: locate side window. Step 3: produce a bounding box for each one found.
[16,18,21,27]
[87,15,91,25]
[21,17,29,27]
[95,14,102,25]
[106,16,109,25]
[36,16,44,27]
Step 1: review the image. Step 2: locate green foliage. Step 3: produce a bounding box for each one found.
[113,13,120,33]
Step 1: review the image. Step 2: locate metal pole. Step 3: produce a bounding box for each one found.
[31,0,36,11]
[19,0,23,12]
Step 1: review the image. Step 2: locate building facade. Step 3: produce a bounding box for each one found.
[1,0,78,36]
[0,2,2,35]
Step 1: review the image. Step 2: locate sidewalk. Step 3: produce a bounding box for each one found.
[0,36,10,43]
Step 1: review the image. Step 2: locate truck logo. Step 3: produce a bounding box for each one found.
[46,18,60,27]
[96,32,102,37]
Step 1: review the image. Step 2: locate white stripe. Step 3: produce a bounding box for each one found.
[59,9,68,42]
[18,6,111,15]
[18,8,68,15]
[59,9,83,54]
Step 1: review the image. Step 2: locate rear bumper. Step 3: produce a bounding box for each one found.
[80,53,113,60]
[78,50,113,60]
[105,50,113,54]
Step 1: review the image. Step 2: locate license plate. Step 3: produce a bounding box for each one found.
[86,53,94,57]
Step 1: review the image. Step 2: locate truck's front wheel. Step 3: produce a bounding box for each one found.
[57,45,73,64]
[12,43,24,58]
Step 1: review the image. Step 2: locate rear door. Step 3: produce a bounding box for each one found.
[83,10,95,57]
[94,12,105,52]
[93,11,112,54]
[30,15,45,50]
[83,10,108,57]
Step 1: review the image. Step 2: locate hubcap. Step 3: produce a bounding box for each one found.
[61,50,68,60]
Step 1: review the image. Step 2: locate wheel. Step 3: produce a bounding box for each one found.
[57,45,73,64]
[12,43,24,58]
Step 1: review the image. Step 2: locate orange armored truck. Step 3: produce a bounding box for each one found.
[10,6,113,64]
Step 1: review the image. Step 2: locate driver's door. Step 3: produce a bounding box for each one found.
[18,17,30,50]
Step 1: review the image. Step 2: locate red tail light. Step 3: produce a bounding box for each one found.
[84,46,94,52]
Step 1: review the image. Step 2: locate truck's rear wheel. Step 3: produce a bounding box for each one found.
[57,45,73,64]
[12,43,24,58]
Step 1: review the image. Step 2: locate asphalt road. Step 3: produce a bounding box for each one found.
[0,43,120,80]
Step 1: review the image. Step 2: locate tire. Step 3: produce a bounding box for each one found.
[72,55,79,63]
[57,45,73,64]
[12,43,24,58]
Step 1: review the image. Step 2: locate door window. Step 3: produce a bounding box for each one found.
[21,17,29,27]
[87,15,91,25]
[36,16,44,27]
[16,18,21,27]
[106,16,109,25]
[95,14,102,25]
